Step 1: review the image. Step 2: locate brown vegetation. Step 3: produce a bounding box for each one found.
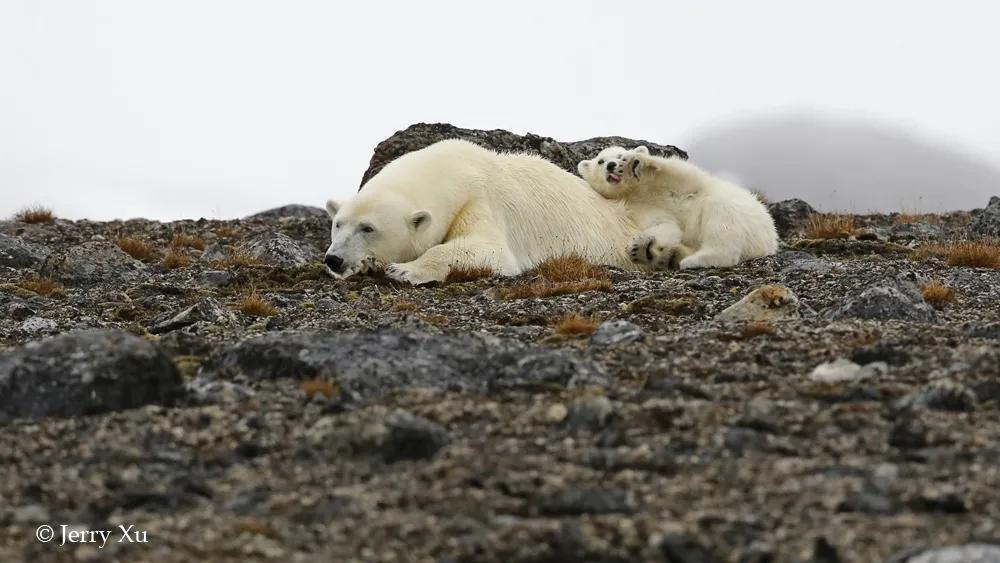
[915,240,1000,269]
[805,214,855,239]
[496,278,612,300]
[14,205,55,224]
[393,299,420,312]
[17,277,64,297]
[116,236,156,261]
[445,265,493,283]
[920,280,955,305]
[237,293,279,317]
[495,255,612,300]
[740,321,776,339]
[160,249,191,269]
[529,253,606,282]
[552,313,600,336]
[212,251,265,268]
[170,233,205,250]
[892,213,942,225]
[300,378,340,399]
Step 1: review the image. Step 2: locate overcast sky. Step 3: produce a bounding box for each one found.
[2,1,999,220]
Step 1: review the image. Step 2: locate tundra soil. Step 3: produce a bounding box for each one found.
[1,206,1000,563]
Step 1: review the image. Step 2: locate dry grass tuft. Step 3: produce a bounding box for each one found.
[300,378,340,399]
[116,236,156,261]
[393,299,419,312]
[915,240,1000,268]
[234,518,269,536]
[552,313,600,336]
[530,254,606,282]
[418,313,449,326]
[237,293,279,317]
[214,226,242,239]
[806,214,856,239]
[17,277,64,297]
[445,265,494,283]
[212,251,265,268]
[892,213,942,225]
[160,249,191,269]
[920,280,955,305]
[14,205,55,224]
[170,233,205,250]
[740,321,776,339]
[496,278,613,300]
[751,190,769,204]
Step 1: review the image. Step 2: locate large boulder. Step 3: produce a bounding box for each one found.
[0,234,50,269]
[969,196,1000,238]
[202,330,608,399]
[825,280,935,323]
[767,198,817,237]
[240,232,321,267]
[40,242,146,285]
[0,329,181,422]
[359,123,688,188]
[246,204,328,220]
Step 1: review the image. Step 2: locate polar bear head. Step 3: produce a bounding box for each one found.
[578,145,649,199]
[323,196,433,278]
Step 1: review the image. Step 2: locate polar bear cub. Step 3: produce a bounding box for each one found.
[578,146,778,269]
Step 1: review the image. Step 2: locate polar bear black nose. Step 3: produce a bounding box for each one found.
[324,254,345,273]
[606,161,617,172]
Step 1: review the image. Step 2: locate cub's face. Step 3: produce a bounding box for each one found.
[323,198,432,278]
[577,145,649,199]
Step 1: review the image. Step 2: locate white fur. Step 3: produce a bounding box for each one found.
[579,146,778,269]
[325,139,642,284]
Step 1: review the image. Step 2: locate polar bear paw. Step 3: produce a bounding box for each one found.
[385,263,441,286]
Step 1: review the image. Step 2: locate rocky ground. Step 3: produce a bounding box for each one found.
[2,125,1000,563]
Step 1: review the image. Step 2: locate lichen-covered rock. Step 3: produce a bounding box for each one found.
[825,282,936,322]
[40,241,145,285]
[247,204,328,220]
[202,330,608,399]
[969,196,1000,238]
[590,320,645,347]
[888,221,944,241]
[885,543,1000,563]
[149,297,234,334]
[767,198,817,237]
[716,284,800,323]
[0,234,50,269]
[359,122,687,188]
[0,329,181,422]
[240,232,320,267]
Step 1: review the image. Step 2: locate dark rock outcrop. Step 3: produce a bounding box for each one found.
[240,232,321,268]
[0,234,50,270]
[969,196,1000,238]
[359,122,687,187]
[40,242,145,285]
[0,329,181,422]
[767,198,817,237]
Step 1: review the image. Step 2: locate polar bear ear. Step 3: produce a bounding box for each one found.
[325,199,341,218]
[410,210,431,232]
[577,160,592,176]
[632,145,649,155]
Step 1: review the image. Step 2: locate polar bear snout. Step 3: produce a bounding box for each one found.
[324,254,345,274]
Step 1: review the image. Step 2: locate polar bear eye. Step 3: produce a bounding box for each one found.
[360,224,375,234]
[334,221,342,229]
[597,159,604,165]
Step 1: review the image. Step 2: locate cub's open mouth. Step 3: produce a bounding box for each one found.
[606,172,621,184]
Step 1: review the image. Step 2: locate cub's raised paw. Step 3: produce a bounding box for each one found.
[629,234,657,264]
[385,263,440,286]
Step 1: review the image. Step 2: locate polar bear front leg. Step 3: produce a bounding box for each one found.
[629,219,686,270]
[386,237,503,285]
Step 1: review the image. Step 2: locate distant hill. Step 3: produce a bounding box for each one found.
[685,113,1000,212]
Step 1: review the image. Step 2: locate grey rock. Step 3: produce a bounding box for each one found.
[149,297,234,334]
[18,316,57,335]
[969,196,1000,238]
[962,322,1000,339]
[825,284,936,322]
[0,329,181,422]
[376,410,450,463]
[2,298,35,321]
[0,233,50,269]
[767,198,817,237]
[240,232,319,268]
[565,396,616,433]
[539,487,633,516]
[782,257,844,276]
[199,243,227,263]
[12,503,50,524]
[837,489,897,514]
[247,204,328,220]
[202,330,608,399]
[589,319,645,347]
[896,381,977,412]
[360,122,687,188]
[886,543,1000,563]
[889,221,944,241]
[658,533,723,563]
[40,242,146,285]
[196,269,235,287]
[185,377,256,404]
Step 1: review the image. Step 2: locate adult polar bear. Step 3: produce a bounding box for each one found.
[324,139,640,285]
